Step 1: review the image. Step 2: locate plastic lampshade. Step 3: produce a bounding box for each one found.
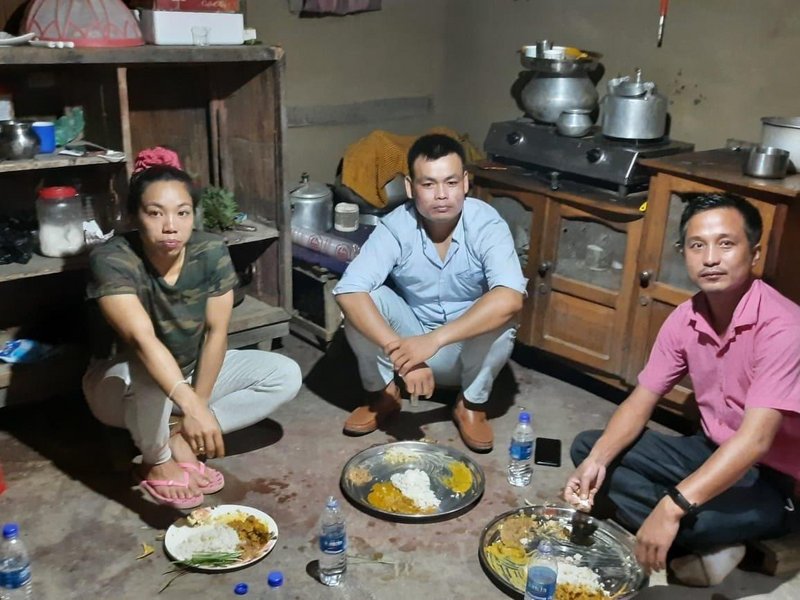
[24,0,144,47]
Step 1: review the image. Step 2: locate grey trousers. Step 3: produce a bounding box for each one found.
[343,285,517,404]
[571,429,797,550]
[83,349,302,465]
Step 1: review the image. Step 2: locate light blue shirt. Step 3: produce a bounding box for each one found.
[333,197,527,329]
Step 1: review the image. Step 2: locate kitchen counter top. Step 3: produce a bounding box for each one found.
[640,148,800,200]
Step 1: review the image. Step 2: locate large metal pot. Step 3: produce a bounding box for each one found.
[519,45,601,124]
[761,117,800,171]
[600,68,667,140]
[290,172,333,232]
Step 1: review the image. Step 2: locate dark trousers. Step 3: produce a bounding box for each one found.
[571,429,797,550]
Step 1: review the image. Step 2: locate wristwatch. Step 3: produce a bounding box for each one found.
[665,486,698,517]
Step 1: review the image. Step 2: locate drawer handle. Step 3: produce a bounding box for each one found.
[538,261,553,277]
[639,270,653,287]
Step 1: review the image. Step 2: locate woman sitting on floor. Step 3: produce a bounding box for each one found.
[82,147,302,509]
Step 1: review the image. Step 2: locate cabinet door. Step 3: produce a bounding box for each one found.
[626,173,778,413]
[531,200,643,375]
[472,185,546,346]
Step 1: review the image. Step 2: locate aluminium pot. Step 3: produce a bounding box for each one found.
[290,172,333,232]
[761,117,800,171]
[600,68,667,140]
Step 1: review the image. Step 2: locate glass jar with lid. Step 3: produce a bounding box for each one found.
[36,186,85,257]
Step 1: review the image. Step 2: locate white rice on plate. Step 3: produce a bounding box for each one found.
[174,523,240,561]
[390,468,440,510]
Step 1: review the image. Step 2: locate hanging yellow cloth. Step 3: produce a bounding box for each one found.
[341,127,483,208]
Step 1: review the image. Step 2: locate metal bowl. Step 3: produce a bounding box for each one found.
[519,47,602,75]
[479,505,647,598]
[340,440,485,521]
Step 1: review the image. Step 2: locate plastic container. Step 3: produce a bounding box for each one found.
[319,496,347,586]
[0,523,33,599]
[525,540,558,600]
[334,202,359,232]
[35,186,85,257]
[508,411,534,486]
[262,571,284,599]
[0,85,14,121]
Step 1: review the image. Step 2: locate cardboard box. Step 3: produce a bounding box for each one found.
[128,0,240,12]
[139,10,244,45]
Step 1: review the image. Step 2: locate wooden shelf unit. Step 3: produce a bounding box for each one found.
[0,46,291,406]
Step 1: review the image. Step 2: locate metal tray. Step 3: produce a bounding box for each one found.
[479,505,647,598]
[340,441,485,521]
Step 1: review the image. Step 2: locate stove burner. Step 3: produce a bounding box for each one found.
[483,119,693,197]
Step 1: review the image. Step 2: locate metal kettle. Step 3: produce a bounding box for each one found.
[290,172,333,232]
[600,68,668,140]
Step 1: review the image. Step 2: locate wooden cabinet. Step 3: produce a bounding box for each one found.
[0,46,291,407]
[472,149,800,419]
[471,167,644,380]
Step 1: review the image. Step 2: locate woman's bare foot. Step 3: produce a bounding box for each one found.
[170,433,212,488]
[138,458,201,500]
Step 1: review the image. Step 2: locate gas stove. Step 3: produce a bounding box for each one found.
[484,119,694,197]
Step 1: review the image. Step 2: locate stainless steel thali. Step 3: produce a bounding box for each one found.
[479,505,647,599]
[340,441,485,520]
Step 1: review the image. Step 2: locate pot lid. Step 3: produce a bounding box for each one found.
[608,68,655,97]
[762,116,800,130]
[291,172,331,200]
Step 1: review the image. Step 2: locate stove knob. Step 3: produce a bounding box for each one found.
[506,131,523,145]
[586,148,605,164]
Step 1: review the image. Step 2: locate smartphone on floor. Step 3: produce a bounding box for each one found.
[534,437,562,467]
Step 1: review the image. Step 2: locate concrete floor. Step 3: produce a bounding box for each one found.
[0,333,797,599]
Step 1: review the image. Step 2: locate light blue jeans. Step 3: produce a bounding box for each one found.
[344,286,517,404]
[83,349,302,465]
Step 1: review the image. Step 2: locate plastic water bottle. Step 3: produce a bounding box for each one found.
[318,496,347,586]
[508,411,534,486]
[262,571,284,599]
[525,540,558,600]
[0,523,32,599]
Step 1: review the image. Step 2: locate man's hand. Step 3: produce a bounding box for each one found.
[634,497,683,574]
[401,364,435,399]
[384,334,441,377]
[181,404,225,459]
[563,458,606,511]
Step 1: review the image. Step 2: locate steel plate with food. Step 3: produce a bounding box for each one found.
[340,441,485,520]
[479,505,646,599]
[164,504,278,571]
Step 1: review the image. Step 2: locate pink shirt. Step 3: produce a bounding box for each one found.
[639,279,800,480]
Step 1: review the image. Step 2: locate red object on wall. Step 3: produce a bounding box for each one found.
[127,0,240,12]
[24,0,145,47]
[0,463,6,495]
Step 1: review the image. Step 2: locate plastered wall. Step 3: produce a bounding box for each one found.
[441,0,800,152]
[248,0,800,184]
[247,0,448,186]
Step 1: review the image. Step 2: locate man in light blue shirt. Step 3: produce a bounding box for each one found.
[333,134,527,451]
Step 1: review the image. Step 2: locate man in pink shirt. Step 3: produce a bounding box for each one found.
[563,193,800,586]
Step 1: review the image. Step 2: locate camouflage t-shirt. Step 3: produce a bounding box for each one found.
[86,230,237,374]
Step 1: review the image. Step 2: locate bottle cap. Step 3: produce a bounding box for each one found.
[326,495,338,509]
[38,186,78,201]
[2,523,18,539]
[538,540,553,554]
[267,571,284,587]
[233,582,248,595]
[519,411,531,423]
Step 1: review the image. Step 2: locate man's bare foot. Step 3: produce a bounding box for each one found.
[169,434,212,488]
[138,458,201,500]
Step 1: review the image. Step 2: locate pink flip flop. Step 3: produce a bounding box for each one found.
[178,462,225,494]
[136,470,204,509]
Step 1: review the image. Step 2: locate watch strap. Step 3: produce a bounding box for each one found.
[665,486,698,516]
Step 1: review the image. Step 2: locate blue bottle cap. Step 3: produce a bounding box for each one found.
[234,582,248,595]
[326,496,338,509]
[268,571,284,587]
[538,540,553,554]
[2,523,18,539]
[519,411,531,423]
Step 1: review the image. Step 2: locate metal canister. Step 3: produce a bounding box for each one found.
[290,172,333,232]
